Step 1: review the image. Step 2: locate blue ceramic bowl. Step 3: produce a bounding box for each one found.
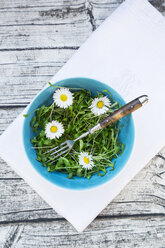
[23,77,135,190]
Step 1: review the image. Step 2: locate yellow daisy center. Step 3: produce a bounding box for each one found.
[97,100,104,109]
[83,156,89,164]
[50,126,58,133]
[60,94,67,102]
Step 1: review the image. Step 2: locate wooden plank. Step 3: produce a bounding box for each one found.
[149,0,165,14]
[0,0,89,26]
[0,158,20,178]
[0,1,164,106]
[0,49,75,106]
[158,146,165,158]
[0,0,163,28]
[0,0,85,9]
[91,0,165,27]
[0,1,93,51]
[0,108,24,133]
[0,216,165,247]
[0,23,91,50]
[0,1,86,26]
[0,155,164,223]
[0,107,164,222]
[90,0,121,27]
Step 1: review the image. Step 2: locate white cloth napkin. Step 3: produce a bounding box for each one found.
[0,0,165,232]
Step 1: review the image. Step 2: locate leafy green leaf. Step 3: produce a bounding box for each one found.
[28,88,124,179]
[76,168,82,177]
[79,140,83,152]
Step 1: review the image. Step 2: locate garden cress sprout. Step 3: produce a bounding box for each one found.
[27,87,124,179]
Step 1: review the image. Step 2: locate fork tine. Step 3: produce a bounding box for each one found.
[46,148,70,164]
[53,148,70,159]
[43,141,67,155]
[50,144,68,156]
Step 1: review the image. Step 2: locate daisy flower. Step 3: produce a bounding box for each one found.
[53,88,73,109]
[45,120,64,139]
[89,96,111,116]
[78,152,95,170]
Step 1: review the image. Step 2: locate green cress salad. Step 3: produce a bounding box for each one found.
[24,83,124,179]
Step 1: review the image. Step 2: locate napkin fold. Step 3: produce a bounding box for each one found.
[0,0,165,232]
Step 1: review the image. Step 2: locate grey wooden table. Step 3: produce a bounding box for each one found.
[0,0,165,247]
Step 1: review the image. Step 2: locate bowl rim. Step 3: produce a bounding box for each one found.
[22,77,135,190]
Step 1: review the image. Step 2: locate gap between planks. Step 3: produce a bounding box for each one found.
[1,213,165,226]
[0,46,79,52]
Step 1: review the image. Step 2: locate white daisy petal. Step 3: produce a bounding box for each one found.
[45,120,64,140]
[53,88,73,109]
[78,152,95,170]
[89,96,111,116]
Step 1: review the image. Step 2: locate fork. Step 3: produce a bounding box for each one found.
[44,95,148,162]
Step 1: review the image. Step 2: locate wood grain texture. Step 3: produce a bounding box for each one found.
[0,155,165,224]
[0,0,165,246]
[0,50,75,106]
[0,109,165,222]
[0,217,165,248]
[0,0,92,52]
[0,0,164,106]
